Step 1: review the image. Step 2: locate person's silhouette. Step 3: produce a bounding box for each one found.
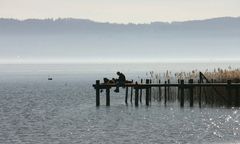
[114,72,126,93]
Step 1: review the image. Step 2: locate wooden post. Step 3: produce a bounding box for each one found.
[140,79,143,103]
[130,80,133,104]
[106,88,110,106]
[164,81,167,105]
[125,87,128,104]
[198,80,202,108]
[96,80,100,106]
[227,80,232,106]
[135,82,139,107]
[167,79,170,100]
[189,79,194,107]
[211,79,214,106]
[177,79,180,99]
[149,79,152,103]
[180,80,184,107]
[204,86,207,105]
[158,80,161,101]
[235,79,239,107]
[146,79,150,106]
[199,75,203,106]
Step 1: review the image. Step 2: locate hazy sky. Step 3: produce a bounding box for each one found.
[1,0,240,23]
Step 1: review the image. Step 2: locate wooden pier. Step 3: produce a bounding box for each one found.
[93,79,240,107]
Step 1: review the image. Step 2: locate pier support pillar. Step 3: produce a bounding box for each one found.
[158,80,161,101]
[189,79,194,107]
[198,80,202,108]
[135,82,139,107]
[149,79,152,103]
[164,81,167,105]
[146,79,150,106]
[168,79,170,100]
[235,79,239,107]
[96,80,100,106]
[227,80,232,107]
[125,87,128,105]
[180,80,184,107]
[130,80,133,104]
[106,88,110,106]
[140,79,143,103]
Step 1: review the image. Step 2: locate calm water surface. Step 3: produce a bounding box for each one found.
[0,63,240,144]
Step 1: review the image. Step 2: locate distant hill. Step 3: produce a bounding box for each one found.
[0,17,240,35]
[0,17,240,62]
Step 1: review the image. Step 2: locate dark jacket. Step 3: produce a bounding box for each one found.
[118,73,126,82]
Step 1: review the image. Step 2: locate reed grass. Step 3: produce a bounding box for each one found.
[143,67,240,107]
[147,67,240,82]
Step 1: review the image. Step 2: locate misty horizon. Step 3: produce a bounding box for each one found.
[0,17,240,64]
[1,16,240,24]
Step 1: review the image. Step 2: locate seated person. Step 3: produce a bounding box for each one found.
[114,72,126,93]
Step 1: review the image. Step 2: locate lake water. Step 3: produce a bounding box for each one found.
[0,63,240,144]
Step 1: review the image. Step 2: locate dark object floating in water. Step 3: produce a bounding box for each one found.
[48,78,53,80]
